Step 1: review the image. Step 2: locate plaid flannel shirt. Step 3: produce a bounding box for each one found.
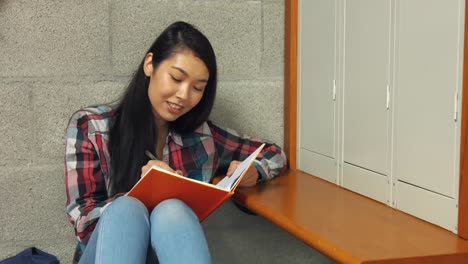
[65,105,287,245]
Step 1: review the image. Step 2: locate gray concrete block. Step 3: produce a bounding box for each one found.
[32,79,128,164]
[261,2,285,77]
[111,0,262,79]
[209,80,284,147]
[0,82,34,166]
[0,165,74,242]
[0,0,111,77]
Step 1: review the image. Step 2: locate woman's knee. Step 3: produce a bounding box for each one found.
[149,199,210,263]
[150,199,197,226]
[103,196,149,223]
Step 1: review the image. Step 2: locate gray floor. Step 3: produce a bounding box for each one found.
[0,200,334,264]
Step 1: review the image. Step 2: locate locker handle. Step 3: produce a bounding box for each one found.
[333,80,336,101]
[454,91,459,122]
[386,85,390,110]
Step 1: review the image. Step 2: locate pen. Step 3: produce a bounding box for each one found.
[145,150,184,176]
[145,150,158,160]
[145,150,166,171]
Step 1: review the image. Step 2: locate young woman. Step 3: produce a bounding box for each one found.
[65,21,287,264]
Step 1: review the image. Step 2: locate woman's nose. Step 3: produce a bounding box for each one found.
[175,85,189,99]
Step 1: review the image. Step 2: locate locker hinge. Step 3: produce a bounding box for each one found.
[386,85,390,110]
[454,91,459,122]
[333,80,337,101]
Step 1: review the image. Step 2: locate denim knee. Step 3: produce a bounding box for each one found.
[149,199,211,264]
[80,196,151,264]
[103,196,150,225]
[150,199,197,226]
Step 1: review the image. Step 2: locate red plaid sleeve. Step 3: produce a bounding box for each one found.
[208,121,287,181]
[65,110,122,243]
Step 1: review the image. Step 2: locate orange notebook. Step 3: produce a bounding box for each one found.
[127,144,265,222]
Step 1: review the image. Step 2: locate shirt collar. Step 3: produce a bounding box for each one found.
[168,122,212,147]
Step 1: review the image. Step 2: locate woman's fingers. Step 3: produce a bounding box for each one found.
[238,165,259,187]
[226,160,259,187]
[141,160,182,177]
[226,160,241,176]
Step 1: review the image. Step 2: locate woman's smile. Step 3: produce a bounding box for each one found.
[166,101,184,113]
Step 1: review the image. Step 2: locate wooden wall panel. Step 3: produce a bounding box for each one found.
[457,0,468,240]
[284,0,298,169]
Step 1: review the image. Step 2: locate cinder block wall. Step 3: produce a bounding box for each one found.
[0,0,285,262]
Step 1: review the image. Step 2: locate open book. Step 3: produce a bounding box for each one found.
[127,144,265,221]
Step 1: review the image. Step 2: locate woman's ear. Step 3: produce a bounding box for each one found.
[143,52,154,77]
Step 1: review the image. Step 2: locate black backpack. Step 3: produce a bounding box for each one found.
[0,247,59,264]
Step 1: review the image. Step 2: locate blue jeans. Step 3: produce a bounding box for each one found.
[78,196,211,264]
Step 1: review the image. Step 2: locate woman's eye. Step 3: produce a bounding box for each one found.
[170,75,182,83]
[193,86,203,92]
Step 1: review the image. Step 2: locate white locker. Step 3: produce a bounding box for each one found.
[342,0,392,176]
[392,0,464,232]
[342,0,392,202]
[298,0,338,183]
[393,0,462,198]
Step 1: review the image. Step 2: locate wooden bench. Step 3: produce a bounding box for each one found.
[230,169,468,263]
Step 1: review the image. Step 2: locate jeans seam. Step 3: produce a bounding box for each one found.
[95,212,107,264]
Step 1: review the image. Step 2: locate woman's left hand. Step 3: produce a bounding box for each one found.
[226,160,259,187]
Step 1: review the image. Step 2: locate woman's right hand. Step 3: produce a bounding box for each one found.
[141,160,183,178]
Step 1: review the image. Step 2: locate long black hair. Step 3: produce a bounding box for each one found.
[108,21,217,196]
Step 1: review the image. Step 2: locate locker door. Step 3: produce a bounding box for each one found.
[393,0,463,232]
[343,0,391,174]
[298,0,338,183]
[342,0,392,203]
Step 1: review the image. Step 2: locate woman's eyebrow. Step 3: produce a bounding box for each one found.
[171,66,208,83]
